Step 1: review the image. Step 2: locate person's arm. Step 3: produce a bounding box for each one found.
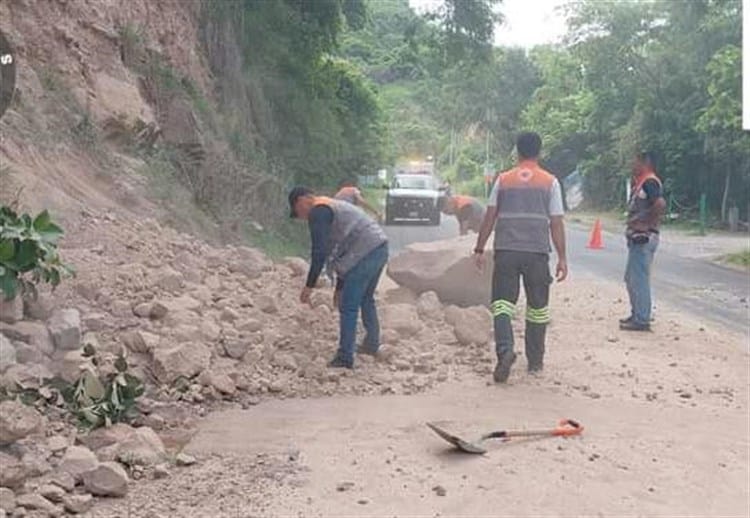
[457,206,471,236]
[300,206,333,303]
[550,216,567,281]
[644,180,666,225]
[548,179,567,281]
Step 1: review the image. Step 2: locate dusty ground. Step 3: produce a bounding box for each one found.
[91,275,750,518]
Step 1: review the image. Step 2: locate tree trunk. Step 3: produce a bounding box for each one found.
[721,166,731,223]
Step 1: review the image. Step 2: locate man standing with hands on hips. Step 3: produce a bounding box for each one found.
[289,187,388,369]
[472,132,568,383]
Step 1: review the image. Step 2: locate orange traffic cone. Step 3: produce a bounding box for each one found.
[586,219,604,249]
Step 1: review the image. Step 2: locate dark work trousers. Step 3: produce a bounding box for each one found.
[491,250,552,370]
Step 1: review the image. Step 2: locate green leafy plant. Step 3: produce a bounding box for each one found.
[55,345,145,430]
[0,206,73,300]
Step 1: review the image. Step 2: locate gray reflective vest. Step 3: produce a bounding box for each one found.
[313,197,387,276]
[493,162,555,254]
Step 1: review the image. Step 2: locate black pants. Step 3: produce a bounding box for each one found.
[491,250,552,369]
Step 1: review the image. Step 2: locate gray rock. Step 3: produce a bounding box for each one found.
[0,296,23,324]
[120,330,160,354]
[38,484,65,503]
[0,363,53,391]
[82,462,129,497]
[0,487,15,512]
[255,294,278,314]
[47,471,75,492]
[56,349,93,384]
[82,313,108,332]
[62,493,93,514]
[153,463,170,479]
[450,306,492,346]
[153,342,211,383]
[116,427,167,466]
[0,321,53,356]
[13,341,42,365]
[0,451,27,488]
[223,339,250,360]
[381,304,422,338]
[154,267,184,293]
[0,400,42,445]
[23,293,53,321]
[47,309,81,351]
[59,446,98,482]
[416,291,444,321]
[14,493,60,515]
[0,334,16,372]
[175,453,196,466]
[283,257,309,277]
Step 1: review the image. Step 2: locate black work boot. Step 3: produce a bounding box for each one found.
[619,320,651,332]
[493,351,517,384]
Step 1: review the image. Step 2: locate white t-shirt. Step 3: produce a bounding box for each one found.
[487,177,564,216]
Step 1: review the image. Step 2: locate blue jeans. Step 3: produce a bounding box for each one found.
[624,234,659,325]
[336,243,388,366]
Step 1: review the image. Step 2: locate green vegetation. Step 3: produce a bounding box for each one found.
[53,345,145,430]
[337,0,747,225]
[0,206,73,300]
[724,249,750,268]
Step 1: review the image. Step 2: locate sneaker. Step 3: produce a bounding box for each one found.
[619,320,651,332]
[328,357,353,369]
[493,352,517,384]
[619,315,633,324]
[528,364,543,375]
[358,345,379,357]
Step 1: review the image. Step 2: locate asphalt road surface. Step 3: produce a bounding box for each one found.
[384,216,750,337]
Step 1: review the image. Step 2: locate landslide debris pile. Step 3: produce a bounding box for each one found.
[0,210,496,515]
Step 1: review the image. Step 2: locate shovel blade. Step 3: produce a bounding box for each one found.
[426,422,487,454]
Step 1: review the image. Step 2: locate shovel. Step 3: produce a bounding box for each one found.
[427,419,584,454]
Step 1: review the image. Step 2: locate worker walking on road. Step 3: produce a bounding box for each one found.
[334,180,383,222]
[620,151,666,332]
[472,132,568,383]
[289,187,389,369]
[441,194,486,235]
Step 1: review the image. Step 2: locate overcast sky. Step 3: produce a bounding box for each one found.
[408,0,570,48]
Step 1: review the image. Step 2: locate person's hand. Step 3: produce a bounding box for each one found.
[555,259,568,282]
[472,251,485,271]
[300,286,313,304]
[333,289,341,310]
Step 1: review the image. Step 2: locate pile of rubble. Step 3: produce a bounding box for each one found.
[0,211,498,514]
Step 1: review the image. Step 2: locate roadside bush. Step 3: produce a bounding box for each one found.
[0,206,73,300]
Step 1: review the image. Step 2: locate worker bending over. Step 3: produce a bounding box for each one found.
[334,181,382,222]
[289,187,388,369]
[441,194,486,235]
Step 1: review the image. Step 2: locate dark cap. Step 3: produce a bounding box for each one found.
[288,186,313,218]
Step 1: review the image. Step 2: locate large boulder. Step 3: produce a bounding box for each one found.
[387,234,492,307]
[47,309,81,351]
[153,342,211,383]
[0,400,42,445]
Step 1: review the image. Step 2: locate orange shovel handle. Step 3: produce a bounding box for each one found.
[551,419,584,437]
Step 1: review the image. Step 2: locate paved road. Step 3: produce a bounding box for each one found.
[384,217,750,336]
